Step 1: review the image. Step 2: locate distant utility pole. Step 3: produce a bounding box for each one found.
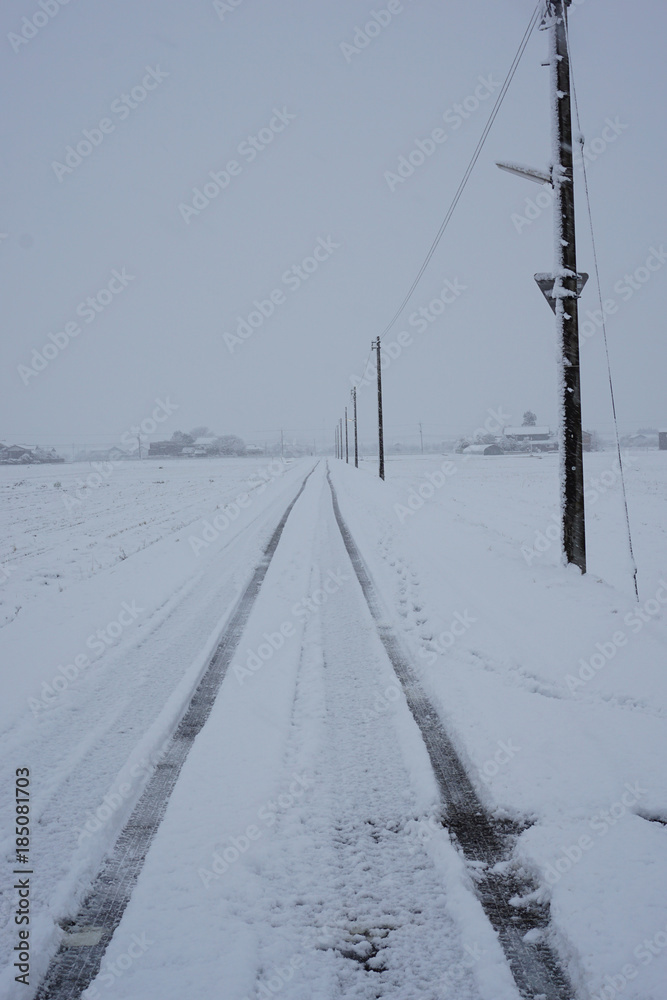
[352,387,358,468]
[137,434,142,459]
[419,421,424,455]
[339,417,343,460]
[344,406,349,463]
[374,337,385,480]
[496,0,585,573]
[280,428,284,459]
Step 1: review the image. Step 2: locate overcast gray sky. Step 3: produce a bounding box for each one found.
[2,0,666,452]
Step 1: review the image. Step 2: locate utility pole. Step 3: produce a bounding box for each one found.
[280,428,284,459]
[496,0,585,573]
[374,337,385,480]
[137,434,142,459]
[352,387,358,468]
[344,406,349,463]
[339,417,343,460]
[419,421,424,455]
[548,0,586,572]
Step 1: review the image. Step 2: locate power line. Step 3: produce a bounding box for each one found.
[564,11,639,600]
[375,1,544,345]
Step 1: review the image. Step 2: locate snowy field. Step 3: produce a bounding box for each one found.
[1,452,666,999]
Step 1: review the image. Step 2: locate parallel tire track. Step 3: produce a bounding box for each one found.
[35,465,316,1000]
[326,467,575,1000]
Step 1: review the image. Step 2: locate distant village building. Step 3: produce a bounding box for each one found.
[623,432,658,450]
[659,431,667,451]
[502,425,557,452]
[0,444,64,464]
[503,425,551,442]
[148,441,184,457]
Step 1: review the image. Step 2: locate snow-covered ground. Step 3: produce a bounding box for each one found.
[1,452,666,999]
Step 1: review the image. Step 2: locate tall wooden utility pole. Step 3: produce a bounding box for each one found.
[352,387,358,468]
[418,422,424,455]
[548,0,586,572]
[497,0,586,573]
[374,338,385,480]
[344,406,349,463]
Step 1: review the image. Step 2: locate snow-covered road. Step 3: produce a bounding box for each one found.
[2,452,666,1000]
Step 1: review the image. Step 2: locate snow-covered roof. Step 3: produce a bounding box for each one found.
[503,426,551,436]
[194,437,217,446]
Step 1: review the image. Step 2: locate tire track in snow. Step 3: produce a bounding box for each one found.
[326,466,575,1000]
[237,478,484,1000]
[34,464,317,1000]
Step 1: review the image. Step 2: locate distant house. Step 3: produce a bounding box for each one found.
[0,444,33,463]
[659,431,667,451]
[193,437,219,456]
[503,425,551,442]
[624,433,658,450]
[245,444,263,455]
[0,444,65,464]
[148,441,184,457]
[503,426,557,452]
